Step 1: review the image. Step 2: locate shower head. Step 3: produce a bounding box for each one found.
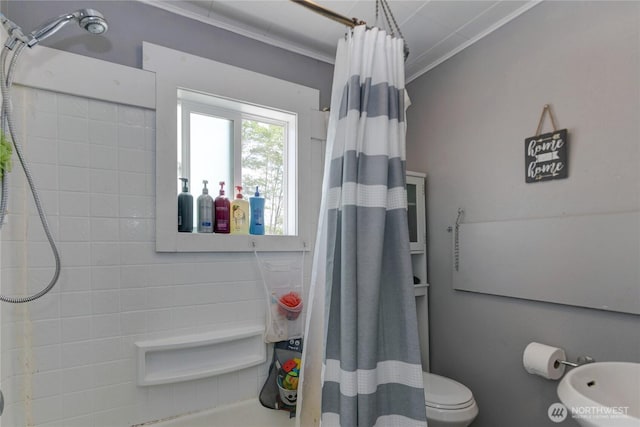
[77,9,109,35]
[27,9,108,48]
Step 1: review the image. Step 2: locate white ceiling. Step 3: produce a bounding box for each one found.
[141,0,541,82]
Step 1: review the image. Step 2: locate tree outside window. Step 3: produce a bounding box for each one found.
[241,119,286,235]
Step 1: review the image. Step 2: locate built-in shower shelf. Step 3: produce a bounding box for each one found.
[136,325,266,386]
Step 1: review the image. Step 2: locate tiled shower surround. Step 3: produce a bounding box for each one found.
[1,86,273,426]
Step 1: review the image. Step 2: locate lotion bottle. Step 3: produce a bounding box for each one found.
[249,186,265,235]
[197,180,214,233]
[230,186,249,235]
[177,177,193,232]
[214,181,230,234]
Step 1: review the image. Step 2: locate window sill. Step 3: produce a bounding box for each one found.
[161,232,310,253]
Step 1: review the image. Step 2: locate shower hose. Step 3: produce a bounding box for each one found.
[0,37,61,303]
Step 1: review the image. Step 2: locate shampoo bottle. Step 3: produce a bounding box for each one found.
[214,181,230,234]
[249,186,265,235]
[230,186,250,235]
[197,180,214,233]
[177,177,193,232]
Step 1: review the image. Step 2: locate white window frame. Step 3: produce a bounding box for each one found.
[143,42,319,252]
[178,90,298,235]
[178,100,240,204]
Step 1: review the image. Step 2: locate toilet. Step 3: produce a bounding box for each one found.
[411,250,478,425]
[422,371,478,427]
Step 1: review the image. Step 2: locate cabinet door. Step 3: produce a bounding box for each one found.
[406,174,425,253]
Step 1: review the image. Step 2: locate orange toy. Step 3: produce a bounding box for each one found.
[277,292,303,320]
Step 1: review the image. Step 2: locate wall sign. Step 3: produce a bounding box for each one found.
[525,129,568,182]
[525,104,568,183]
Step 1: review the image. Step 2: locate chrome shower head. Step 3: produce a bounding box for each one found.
[77,9,108,35]
[27,8,108,48]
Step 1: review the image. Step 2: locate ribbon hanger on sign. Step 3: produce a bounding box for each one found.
[535,104,559,136]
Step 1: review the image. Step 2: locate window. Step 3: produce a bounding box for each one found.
[143,42,322,252]
[178,90,297,235]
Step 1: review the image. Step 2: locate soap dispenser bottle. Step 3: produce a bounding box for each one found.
[249,186,265,235]
[214,181,230,234]
[197,180,214,233]
[230,186,249,235]
[177,177,193,232]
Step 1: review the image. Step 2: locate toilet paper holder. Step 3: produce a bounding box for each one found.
[557,355,595,369]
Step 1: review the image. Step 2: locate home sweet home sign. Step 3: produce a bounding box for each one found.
[525,129,568,182]
[525,105,568,183]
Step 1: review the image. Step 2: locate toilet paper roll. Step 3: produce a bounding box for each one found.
[523,342,566,380]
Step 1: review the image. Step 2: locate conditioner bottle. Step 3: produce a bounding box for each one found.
[230,186,249,235]
[214,181,230,234]
[249,186,265,235]
[197,180,214,233]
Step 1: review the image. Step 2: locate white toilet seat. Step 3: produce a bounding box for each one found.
[423,372,474,408]
[422,372,478,426]
[425,398,475,410]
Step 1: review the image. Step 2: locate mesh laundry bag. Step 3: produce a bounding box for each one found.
[259,338,303,416]
[255,251,305,342]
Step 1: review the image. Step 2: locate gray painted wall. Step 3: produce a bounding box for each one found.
[406,2,639,426]
[2,0,334,107]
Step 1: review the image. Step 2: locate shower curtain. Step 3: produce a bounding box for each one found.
[298,25,427,427]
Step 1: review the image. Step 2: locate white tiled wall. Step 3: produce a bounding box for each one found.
[0,87,274,427]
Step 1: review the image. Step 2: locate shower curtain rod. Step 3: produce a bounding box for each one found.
[290,0,366,28]
[291,0,409,60]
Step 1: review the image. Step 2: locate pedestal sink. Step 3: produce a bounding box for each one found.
[557,362,640,427]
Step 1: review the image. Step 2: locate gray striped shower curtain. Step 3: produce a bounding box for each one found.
[299,25,427,427]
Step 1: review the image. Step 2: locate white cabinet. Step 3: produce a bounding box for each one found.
[407,171,429,371]
[407,172,426,254]
[406,171,428,291]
